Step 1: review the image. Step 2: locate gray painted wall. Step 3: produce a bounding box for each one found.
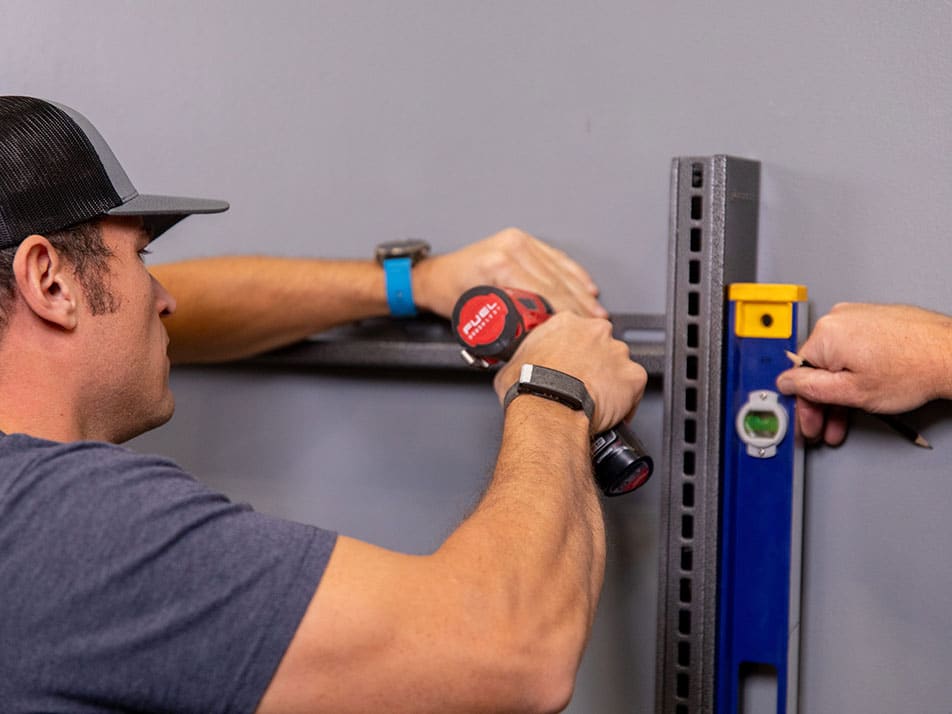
[5,2,952,711]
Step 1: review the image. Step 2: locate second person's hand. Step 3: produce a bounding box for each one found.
[776,302,952,445]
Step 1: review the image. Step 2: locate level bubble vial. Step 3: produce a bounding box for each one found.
[735,390,788,458]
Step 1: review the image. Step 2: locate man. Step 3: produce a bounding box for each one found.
[776,302,952,445]
[0,96,647,713]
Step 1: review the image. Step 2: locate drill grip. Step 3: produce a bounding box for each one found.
[451,285,654,496]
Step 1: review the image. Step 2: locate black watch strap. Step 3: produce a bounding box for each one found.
[503,364,594,421]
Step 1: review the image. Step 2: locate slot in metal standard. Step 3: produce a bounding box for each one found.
[655,156,760,714]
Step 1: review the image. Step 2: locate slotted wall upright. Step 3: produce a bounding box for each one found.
[655,156,760,714]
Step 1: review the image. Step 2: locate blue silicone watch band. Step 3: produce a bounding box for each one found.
[383,256,417,317]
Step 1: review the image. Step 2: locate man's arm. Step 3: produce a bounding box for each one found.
[152,228,607,364]
[776,302,952,445]
[255,312,647,714]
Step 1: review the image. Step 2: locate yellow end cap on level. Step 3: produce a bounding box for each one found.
[728,284,808,303]
[729,283,808,339]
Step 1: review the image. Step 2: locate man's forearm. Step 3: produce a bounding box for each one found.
[432,396,606,707]
[151,228,612,366]
[152,257,388,364]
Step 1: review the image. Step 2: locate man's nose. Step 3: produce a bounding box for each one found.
[153,275,177,317]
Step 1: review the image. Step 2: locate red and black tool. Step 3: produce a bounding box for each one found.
[453,286,553,367]
[451,286,653,496]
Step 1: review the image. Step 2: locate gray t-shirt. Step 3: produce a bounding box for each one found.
[0,432,337,713]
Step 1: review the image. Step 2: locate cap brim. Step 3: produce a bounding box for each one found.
[108,192,229,217]
[106,193,229,240]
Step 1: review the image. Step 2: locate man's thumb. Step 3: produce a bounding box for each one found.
[776,367,861,408]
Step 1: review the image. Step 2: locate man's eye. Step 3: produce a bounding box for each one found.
[138,248,152,260]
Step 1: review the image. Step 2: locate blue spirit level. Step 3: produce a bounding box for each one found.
[716,283,808,713]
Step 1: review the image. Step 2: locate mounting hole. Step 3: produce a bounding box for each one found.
[691,162,703,188]
[760,313,773,327]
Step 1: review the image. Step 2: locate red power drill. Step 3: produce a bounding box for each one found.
[451,286,653,496]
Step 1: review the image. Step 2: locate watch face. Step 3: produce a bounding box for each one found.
[375,239,431,265]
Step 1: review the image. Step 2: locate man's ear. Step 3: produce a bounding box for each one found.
[12,235,80,330]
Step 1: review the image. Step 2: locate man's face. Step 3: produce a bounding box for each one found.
[80,216,177,442]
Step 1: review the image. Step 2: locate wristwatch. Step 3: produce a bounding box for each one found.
[374,239,431,317]
[503,364,594,421]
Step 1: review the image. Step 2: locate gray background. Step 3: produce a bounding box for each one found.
[5,1,952,712]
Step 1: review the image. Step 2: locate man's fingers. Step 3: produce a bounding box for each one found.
[794,398,850,447]
[532,239,600,295]
[531,243,608,317]
[546,288,607,318]
[785,378,852,448]
[795,397,827,442]
[822,406,850,447]
[528,242,607,317]
[508,245,607,317]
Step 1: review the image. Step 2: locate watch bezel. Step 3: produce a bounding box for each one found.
[374,239,431,266]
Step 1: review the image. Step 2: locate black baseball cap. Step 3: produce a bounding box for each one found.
[0,96,228,250]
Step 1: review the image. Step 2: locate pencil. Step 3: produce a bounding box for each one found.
[783,350,932,449]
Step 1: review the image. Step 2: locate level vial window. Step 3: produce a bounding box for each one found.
[743,410,780,439]
[735,390,788,459]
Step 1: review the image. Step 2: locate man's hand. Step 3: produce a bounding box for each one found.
[775,303,952,445]
[492,312,647,434]
[412,227,607,319]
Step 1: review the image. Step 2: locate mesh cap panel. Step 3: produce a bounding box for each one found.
[0,97,121,249]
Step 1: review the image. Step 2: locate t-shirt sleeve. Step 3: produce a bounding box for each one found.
[0,438,337,714]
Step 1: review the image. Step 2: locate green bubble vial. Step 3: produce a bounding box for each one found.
[743,410,780,438]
